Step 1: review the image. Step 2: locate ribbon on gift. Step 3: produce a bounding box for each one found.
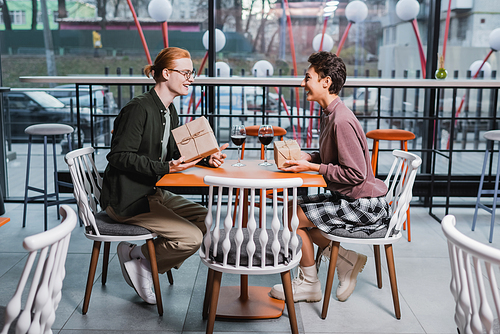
[179,129,207,146]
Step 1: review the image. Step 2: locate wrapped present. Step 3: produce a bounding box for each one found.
[273,139,301,168]
[171,116,220,162]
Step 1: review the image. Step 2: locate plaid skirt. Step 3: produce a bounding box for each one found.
[299,192,391,237]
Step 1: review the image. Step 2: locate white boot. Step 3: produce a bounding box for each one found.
[316,243,367,302]
[336,246,367,302]
[270,265,322,302]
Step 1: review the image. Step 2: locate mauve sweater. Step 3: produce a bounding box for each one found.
[309,97,387,199]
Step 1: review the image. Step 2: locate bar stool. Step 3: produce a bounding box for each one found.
[366,129,416,241]
[23,123,75,231]
[472,130,500,243]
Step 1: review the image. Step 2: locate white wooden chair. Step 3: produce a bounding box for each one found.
[317,150,421,320]
[200,175,303,334]
[442,214,500,334]
[65,146,172,316]
[1,205,77,334]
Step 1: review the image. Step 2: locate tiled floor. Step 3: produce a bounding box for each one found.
[1,201,499,333]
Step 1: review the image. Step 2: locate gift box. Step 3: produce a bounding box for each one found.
[171,116,220,163]
[273,139,301,168]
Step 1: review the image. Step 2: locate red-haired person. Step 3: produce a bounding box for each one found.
[100,47,228,304]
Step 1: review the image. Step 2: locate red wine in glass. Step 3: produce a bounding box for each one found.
[231,125,246,167]
[231,135,246,146]
[258,136,273,146]
[258,125,274,166]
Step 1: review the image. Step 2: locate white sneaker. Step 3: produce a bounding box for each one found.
[270,267,322,303]
[336,247,367,302]
[124,258,157,304]
[117,242,136,287]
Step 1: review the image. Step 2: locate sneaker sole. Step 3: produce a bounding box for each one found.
[270,288,322,303]
[336,254,367,302]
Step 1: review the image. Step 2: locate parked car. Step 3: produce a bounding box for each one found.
[47,84,117,113]
[3,89,101,144]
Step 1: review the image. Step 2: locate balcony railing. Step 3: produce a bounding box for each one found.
[18,75,500,216]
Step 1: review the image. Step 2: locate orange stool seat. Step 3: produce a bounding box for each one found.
[366,129,416,142]
[366,129,416,241]
[366,129,416,175]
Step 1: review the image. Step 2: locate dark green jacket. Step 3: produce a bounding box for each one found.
[100,88,180,217]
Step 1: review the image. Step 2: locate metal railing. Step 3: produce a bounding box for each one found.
[18,75,500,215]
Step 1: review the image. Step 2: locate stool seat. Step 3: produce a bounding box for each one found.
[366,129,416,141]
[25,124,74,136]
[244,125,287,137]
[483,130,500,142]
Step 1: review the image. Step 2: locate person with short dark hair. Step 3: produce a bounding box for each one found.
[100,47,228,304]
[270,51,390,303]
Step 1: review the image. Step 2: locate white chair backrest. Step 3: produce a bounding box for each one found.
[383,150,421,238]
[65,147,103,236]
[1,205,77,334]
[442,214,500,334]
[200,176,303,272]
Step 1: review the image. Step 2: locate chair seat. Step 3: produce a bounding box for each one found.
[327,225,389,239]
[89,211,154,236]
[208,228,302,267]
[25,123,74,136]
[366,129,416,141]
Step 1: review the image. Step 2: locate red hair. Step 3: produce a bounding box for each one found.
[144,47,191,82]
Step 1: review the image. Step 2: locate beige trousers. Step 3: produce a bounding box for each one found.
[106,189,207,274]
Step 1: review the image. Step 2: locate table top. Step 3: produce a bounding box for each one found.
[156,159,326,188]
[0,217,10,227]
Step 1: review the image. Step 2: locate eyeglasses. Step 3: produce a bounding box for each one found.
[168,68,196,79]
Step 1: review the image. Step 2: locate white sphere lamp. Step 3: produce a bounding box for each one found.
[202,29,226,52]
[312,34,334,52]
[148,0,172,22]
[489,28,500,51]
[252,60,274,77]
[396,0,420,21]
[345,1,368,23]
[216,61,231,77]
[469,60,492,79]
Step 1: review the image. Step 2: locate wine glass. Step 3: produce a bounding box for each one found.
[258,125,274,166]
[231,125,246,167]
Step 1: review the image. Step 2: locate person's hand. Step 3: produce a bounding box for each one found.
[300,151,312,161]
[279,159,320,173]
[168,156,202,173]
[208,143,229,168]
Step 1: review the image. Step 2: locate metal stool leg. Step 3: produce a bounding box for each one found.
[472,147,489,231]
[22,136,32,228]
[489,145,500,243]
[52,135,61,220]
[44,135,48,231]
